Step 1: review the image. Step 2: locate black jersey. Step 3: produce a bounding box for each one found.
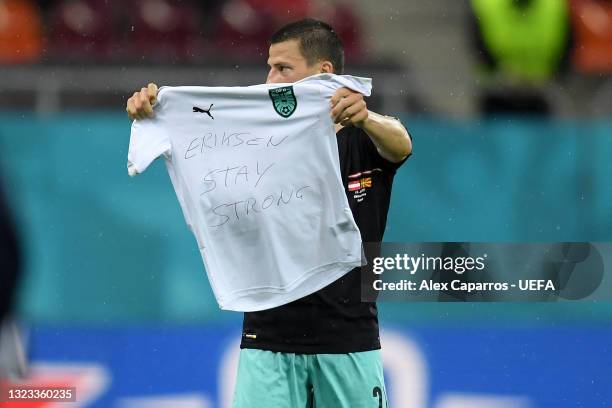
[240,124,409,354]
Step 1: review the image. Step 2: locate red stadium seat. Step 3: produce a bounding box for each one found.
[213,0,278,59]
[122,0,202,63]
[212,0,363,62]
[0,0,43,64]
[308,0,364,61]
[47,0,116,61]
[570,0,612,73]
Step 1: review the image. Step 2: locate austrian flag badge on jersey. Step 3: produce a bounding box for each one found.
[348,168,381,202]
[348,177,372,192]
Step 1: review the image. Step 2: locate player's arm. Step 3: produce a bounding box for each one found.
[126,83,159,120]
[330,88,412,163]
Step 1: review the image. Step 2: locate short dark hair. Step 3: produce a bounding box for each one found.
[269,18,345,74]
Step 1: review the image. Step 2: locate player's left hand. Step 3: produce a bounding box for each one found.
[330,87,369,128]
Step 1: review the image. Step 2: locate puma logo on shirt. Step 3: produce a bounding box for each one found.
[193,104,214,119]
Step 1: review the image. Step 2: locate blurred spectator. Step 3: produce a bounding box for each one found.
[470,0,572,115]
[0,0,43,64]
[570,0,612,73]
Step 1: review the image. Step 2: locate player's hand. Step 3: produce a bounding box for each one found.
[126,83,158,120]
[330,87,369,128]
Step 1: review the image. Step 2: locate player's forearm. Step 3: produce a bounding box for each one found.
[360,111,412,163]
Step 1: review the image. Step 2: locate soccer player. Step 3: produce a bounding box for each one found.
[126,18,412,408]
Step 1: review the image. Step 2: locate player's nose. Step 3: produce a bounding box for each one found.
[266,69,278,84]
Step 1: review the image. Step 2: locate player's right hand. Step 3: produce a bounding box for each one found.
[126,83,158,120]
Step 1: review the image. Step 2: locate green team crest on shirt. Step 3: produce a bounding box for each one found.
[268,86,297,118]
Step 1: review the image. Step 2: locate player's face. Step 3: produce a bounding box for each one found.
[266,39,322,84]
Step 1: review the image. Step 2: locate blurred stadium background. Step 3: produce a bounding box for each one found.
[1,0,612,407]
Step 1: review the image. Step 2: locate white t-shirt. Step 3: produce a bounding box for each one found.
[127,73,371,312]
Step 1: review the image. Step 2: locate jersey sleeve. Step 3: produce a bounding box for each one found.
[127,112,171,177]
[309,73,372,97]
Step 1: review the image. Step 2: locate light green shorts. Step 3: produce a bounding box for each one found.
[232,348,388,408]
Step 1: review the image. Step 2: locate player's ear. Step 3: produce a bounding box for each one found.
[320,61,334,74]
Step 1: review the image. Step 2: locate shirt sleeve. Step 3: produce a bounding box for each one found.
[127,110,171,177]
[297,73,372,97]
